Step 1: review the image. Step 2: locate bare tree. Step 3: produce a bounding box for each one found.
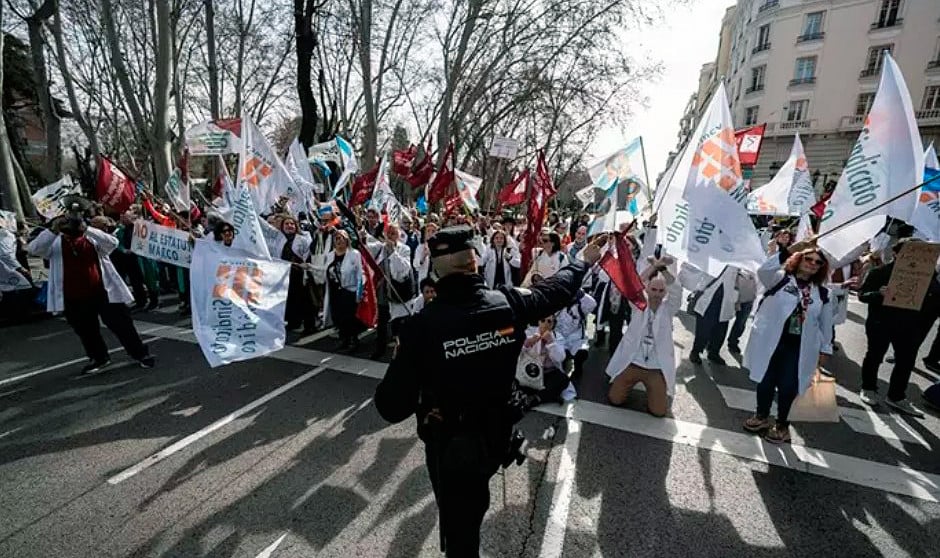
[0,2,26,217]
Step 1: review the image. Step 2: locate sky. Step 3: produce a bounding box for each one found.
[591,0,735,184]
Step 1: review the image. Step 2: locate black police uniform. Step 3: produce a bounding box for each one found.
[374,226,591,557]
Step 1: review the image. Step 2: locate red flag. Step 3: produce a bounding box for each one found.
[496,168,529,207]
[95,156,136,213]
[350,162,380,206]
[599,232,647,311]
[735,124,766,167]
[406,140,434,189]
[427,143,455,204]
[392,144,418,177]
[810,190,832,219]
[443,190,462,214]
[520,151,556,276]
[355,257,378,328]
[214,118,242,137]
[534,150,556,199]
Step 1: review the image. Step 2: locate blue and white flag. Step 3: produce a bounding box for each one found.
[911,144,940,241]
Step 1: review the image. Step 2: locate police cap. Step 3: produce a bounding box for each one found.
[429,225,475,258]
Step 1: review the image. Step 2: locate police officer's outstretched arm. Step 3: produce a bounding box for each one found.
[504,235,606,324]
[375,322,421,423]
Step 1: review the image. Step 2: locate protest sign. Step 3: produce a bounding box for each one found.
[191,240,290,367]
[131,220,193,268]
[884,241,940,311]
[31,176,79,219]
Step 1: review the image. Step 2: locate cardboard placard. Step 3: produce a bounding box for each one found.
[883,241,940,311]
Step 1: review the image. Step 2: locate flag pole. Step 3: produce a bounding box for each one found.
[638,136,654,207]
[813,172,940,242]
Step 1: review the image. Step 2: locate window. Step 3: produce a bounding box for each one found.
[874,0,902,28]
[802,12,825,36]
[786,100,809,121]
[757,24,771,49]
[745,106,760,126]
[794,57,817,80]
[736,78,742,100]
[749,65,766,91]
[862,44,893,76]
[924,86,940,111]
[856,92,876,116]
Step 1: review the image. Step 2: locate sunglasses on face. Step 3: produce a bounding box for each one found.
[804,257,824,265]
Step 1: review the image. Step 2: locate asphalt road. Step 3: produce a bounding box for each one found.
[1,295,939,558]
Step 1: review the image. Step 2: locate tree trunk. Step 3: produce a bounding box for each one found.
[205,0,220,119]
[436,1,483,165]
[26,0,59,181]
[295,0,319,148]
[101,0,148,136]
[0,3,25,219]
[151,0,174,186]
[352,0,376,167]
[51,0,100,156]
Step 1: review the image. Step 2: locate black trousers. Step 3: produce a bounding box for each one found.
[691,286,729,357]
[425,438,498,558]
[64,296,149,363]
[111,251,147,304]
[862,315,933,401]
[374,303,391,350]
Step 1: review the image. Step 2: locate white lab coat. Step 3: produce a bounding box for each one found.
[321,248,364,327]
[555,293,597,354]
[523,249,568,286]
[270,231,313,262]
[27,227,134,313]
[606,279,683,395]
[680,264,738,321]
[364,236,414,320]
[743,255,834,395]
[522,325,567,370]
[481,244,520,288]
[413,243,432,281]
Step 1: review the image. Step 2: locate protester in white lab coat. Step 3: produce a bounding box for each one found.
[481,230,520,288]
[412,222,439,282]
[323,229,365,351]
[725,268,758,354]
[553,285,597,380]
[362,222,415,359]
[28,215,152,373]
[523,231,568,286]
[606,253,682,417]
[409,276,437,313]
[680,264,738,365]
[743,242,833,444]
[274,216,316,333]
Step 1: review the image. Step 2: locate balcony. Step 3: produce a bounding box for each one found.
[745,85,765,95]
[767,120,816,134]
[797,32,825,43]
[840,115,866,131]
[758,0,779,13]
[789,77,817,87]
[917,109,940,124]
[928,60,940,72]
[859,67,880,79]
[871,18,903,30]
[752,42,771,55]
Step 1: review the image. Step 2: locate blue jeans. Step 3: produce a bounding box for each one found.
[755,338,800,426]
[727,301,753,349]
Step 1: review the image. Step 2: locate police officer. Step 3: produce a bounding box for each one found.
[374,225,605,557]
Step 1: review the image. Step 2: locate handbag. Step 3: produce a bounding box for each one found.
[515,346,545,391]
[789,370,839,423]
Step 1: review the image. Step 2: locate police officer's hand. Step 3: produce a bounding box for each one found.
[582,234,607,265]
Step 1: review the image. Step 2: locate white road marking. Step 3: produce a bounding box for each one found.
[0,328,167,388]
[132,320,940,503]
[538,415,582,558]
[107,366,327,485]
[254,533,288,558]
[715,385,931,449]
[293,327,338,345]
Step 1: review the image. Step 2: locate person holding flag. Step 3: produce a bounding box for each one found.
[323,229,366,352]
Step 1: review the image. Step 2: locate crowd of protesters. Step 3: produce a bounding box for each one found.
[3,189,940,438]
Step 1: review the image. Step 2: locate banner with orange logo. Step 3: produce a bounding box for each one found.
[747,133,816,216]
[238,116,304,216]
[191,240,291,367]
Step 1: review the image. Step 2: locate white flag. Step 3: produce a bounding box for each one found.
[371,154,405,224]
[190,240,290,367]
[586,137,651,216]
[31,176,79,220]
[795,212,814,242]
[658,83,764,275]
[164,167,190,213]
[818,53,924,261]
[185,119,242,155]
[0,229,30,291]
[747,134,816,216]
[0,209,16,231]
[454,169,482,212]
[228,186,273,260]
[332,136,360,196]
[285,138,320,196]
[911,144,940,241]
[237,116,303,215]
[574,185,596,208]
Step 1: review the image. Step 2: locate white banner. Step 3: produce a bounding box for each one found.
[747,133,816,216]
[0,229,30,291]
[224,184,273,259]
[285,138,320,197]
[371,153,405,224]
[586,137,651,216]
[911,144,940,241]
[819,53,924,261]
[332,136,360,195]
[164,167,190,213]
[31,176,79,220]
[238,116,303,215]
[454,169,482,212]
[657,83,764,275]
[131,220,193,268]
[191,240,290,367]
[185,120,242,155]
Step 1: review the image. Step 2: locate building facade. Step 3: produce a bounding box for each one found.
[674,0,940,190]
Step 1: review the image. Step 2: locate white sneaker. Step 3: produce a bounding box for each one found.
[859,389,880,406]
[886,398,925,418]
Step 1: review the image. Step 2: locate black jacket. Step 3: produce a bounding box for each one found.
[859,262,940,322]
[374,261,591,433]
